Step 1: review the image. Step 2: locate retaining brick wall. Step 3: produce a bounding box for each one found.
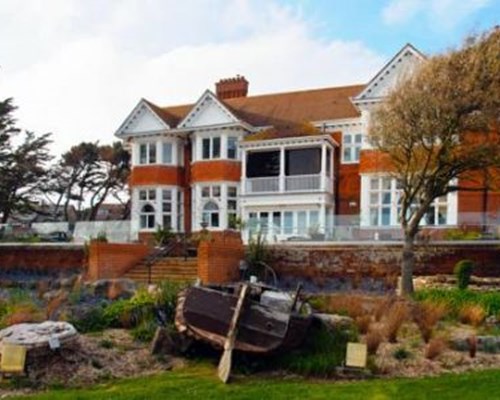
[0,244,85,274]
[197,231,244,284]
[87,241,150,280]
[270,242,500,289]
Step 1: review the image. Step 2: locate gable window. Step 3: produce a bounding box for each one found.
[227,137,238,159]
[162,142,172,164]
[202,201,219,228]
[139,142,157,164]
[342,133,362,163]
[202,137,221,160]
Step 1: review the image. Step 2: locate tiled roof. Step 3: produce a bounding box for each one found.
[148,83,365,130]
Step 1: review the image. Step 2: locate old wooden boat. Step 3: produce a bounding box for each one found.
[175,283,312,353]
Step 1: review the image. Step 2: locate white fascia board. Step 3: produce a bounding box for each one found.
[239,134,338,149]
[114,99,170,138]
[352,43,425,104]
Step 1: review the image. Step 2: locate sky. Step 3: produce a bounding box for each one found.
[1,0,498,155]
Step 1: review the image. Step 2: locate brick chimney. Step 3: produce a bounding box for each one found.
[215,75,249,100]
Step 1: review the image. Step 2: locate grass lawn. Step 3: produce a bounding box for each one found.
[22,365,500,400]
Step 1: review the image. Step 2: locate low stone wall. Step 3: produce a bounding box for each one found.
[270,241,500,291]
[87,242,150,280]
[0,244,84,275]
[197,231,244,284]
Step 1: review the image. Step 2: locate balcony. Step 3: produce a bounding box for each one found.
[244,174,331,194]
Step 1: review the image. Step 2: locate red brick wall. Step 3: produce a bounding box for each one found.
[87,242,150,280]
[359,149,395,173]
[191,160,241,182]
[197,231,244,284]
[270,243,500,288]
[129,165,185,187]
[0,245,84,273]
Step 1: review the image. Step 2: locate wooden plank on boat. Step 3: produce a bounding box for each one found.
[218,284,249,383]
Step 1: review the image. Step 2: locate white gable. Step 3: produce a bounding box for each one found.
[115,99,169,137]
[353,44,425,103]
[178,90,239,128]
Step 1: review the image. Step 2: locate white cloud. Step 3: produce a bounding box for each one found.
[1,0,384,155]
[382,0,490,29]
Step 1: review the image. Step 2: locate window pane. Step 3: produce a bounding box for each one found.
[212,137,221,158]
[309,211,319,227]
[272,212,281,233]
[297,211,307,234]
[370,178,379,190]
[139,190,147,200]
[285,148,321,175]
[343,148,352,162]
[202,138,210,159]
[354,147,361,161]
[284,212,293,234]
[381,178,391,190]
[355,134,363,143]
[227,186,237,197]
[163,215,172,229]
[381,208,391,225]
[201,187,210,197]
[147,215,155,229]
[139,144,147,164]
[382,192,391,205]
[162,203,172,212]
[228,200,237,210]
[211,212,219,227]
[246,151,280,177]
[140,215,147,228]
[343,134,352,144]
[326,149,331,176]
[212,186,221,197]
[149,143,156,163]
[162,190,172,200]
[148,190,156,200]
[438,206,447,225]
[228,137,237,159]
[369,208,379,225]
[370,193,379,205]
[162,142,172,164]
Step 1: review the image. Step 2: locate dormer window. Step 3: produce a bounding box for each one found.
[139,142,157,164]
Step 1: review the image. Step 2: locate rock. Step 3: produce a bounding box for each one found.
[314,313,354,329]
[0,321,78,350]
[59,275,78,289]
[92,278,137,300]
[150,327,175,356]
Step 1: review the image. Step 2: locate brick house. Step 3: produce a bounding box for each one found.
[115,44,499,242]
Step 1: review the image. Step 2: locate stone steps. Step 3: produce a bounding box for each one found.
[124,256,198,283]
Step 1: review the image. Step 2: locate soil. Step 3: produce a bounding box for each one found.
[0,329,186,397]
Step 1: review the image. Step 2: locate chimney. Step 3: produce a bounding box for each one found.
[215,75,249,100]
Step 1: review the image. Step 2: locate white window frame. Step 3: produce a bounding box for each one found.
[201,136,221,160]
[342,133,363,164]
[138,142,157,165]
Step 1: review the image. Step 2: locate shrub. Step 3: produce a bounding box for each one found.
[374,296,394,322]
[459,304,486,326]
[154,225,174,246]
[325,295,365,319]
[355,315,372,334]
[155,281,187,325]
[454,260,475,290]
[425,338,447,360]
[385,302,409,343]
[413,288,500,317]
[393,347,411,361]
[245,233,270,278]
[95,231,108,243]
[445,229,482,241]
[70,305,108,333]
[131,319,157,342]
[365,328,384,355]
[3,303,44,326]
[412,301,447,342]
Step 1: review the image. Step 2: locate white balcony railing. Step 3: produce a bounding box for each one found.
[245,177,280,193]
[285,175,321,192]
[245,174,331,194]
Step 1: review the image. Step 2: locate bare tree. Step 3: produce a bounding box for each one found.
[369,27,500,295]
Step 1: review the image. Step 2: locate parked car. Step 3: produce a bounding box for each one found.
[39,231,71,242]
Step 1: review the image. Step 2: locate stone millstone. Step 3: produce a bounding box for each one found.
[0,321,78,350]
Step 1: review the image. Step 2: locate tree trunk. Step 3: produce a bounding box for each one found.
[401,232,416,296]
